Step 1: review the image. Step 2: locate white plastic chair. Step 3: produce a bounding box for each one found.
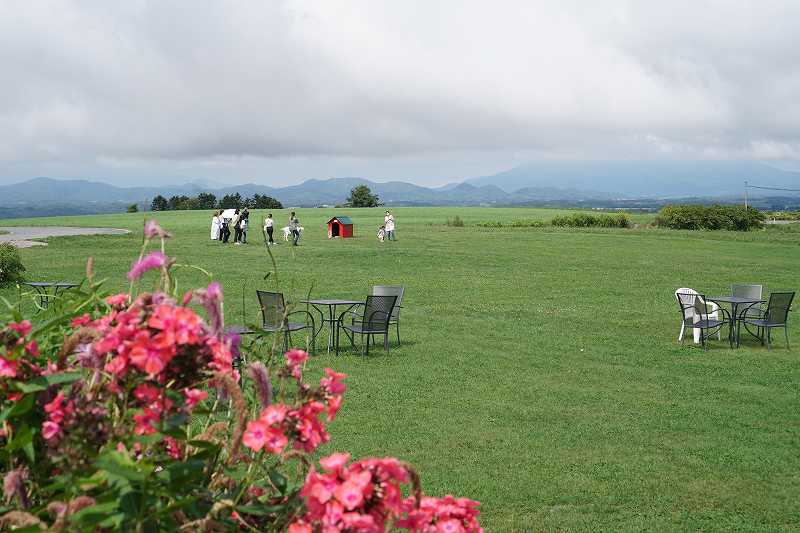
[675,288,721,344]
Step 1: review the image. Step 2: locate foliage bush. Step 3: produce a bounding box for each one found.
[655,204,765,231]
[476,219,547,228]
[445,215,465,227]
[0,220,482,532]
[0,243,25,286]
[766,210,800,221]
[550,213,632,228]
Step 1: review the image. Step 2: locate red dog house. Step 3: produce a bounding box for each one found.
[327,216,354,238]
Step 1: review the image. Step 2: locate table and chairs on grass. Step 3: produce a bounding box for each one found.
[21,281,79,311]
[675,284,795,350]
[247,285,405,357]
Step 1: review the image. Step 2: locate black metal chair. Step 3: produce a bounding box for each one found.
[336,295,397,356]
[675,291,731,349]
[738,291,795,349]
[372,285,404,345]
[256,290,315,353]
[731,284,763,321]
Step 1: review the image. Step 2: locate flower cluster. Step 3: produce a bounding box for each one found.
[243,350,346,456]
[0,320,39,382]
[397,496,483,533]
[290,453,410,533]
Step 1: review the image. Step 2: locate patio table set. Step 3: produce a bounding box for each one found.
[227,286,405,362]
[675,284,795,349]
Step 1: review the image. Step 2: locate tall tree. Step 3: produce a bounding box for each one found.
[150,195,168,211]
[168,195,191,210]
[218,193,243,209]
[249,194,283,209]
[346,185,380,208]
[196,192,217,209]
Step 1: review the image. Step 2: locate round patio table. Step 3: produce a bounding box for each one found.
[22,281,79,311]
[706,295,764,346]
[300,299,362,354]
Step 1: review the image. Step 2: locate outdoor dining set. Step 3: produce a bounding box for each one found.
[675,284,795,350]
[234,285,405,358]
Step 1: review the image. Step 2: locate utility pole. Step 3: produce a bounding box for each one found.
[744,181,748,209]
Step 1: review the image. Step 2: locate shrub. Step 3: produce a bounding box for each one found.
[126,203,138,213]
[445,215,465,227]
[0,242,25,286]
[655,204,765,231]
[0,220,482,532]
[477,219,547,228]
[550,212,632,228]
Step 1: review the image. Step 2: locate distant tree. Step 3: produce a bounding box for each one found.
[218,193,243,209]
[196,192,217,210]
[249,194,283,209]
[168,195,191,210]
[126,203,139,213]
[346,185,380,208]
[151,195,169,211]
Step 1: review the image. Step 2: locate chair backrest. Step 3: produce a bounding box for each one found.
[360,295,398,330]
[372,285,404,321]
[765,292,795,325]
[256,290,286,328]
[675,288,703,319]
[731,284,762,300]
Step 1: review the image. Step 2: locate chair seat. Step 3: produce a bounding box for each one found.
[743,318,785,328]
[683,318,727,329]
[342,323,386,335]
[262,322,309,333]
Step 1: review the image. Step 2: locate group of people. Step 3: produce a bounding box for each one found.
[211,209,394,245]
[210,210,302,246]
[210,208,249,244]
[377,211,396,242]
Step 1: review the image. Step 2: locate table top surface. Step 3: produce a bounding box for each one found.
[301,299,362,306]
[706,296,765,304]
[23,281,79,288]
[224,325,256,335]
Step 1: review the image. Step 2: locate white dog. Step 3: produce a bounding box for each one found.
[282,226,304,241]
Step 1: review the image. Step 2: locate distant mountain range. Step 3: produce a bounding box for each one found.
[0,160,798,218]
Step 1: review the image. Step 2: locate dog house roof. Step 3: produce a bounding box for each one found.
[327,216,353,225]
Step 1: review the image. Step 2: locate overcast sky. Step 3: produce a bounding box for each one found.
[1,0,799,187]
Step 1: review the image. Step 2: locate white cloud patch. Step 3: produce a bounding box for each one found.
[0,0,799,184]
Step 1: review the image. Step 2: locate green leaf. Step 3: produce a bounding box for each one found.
[15,372,82,393]
[236,504,275,516]
[7,423,35,462]
[6,393,34,418]
[69,501,121,526]
[95,450,149,482]
[268,468,287,493]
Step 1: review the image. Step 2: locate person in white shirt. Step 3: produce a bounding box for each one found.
[264,213,275,244]
[377,225,386,242]
[210,211,221,240]
[384,211,396,241]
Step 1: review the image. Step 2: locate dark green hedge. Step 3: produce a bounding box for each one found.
[655,204,765,231]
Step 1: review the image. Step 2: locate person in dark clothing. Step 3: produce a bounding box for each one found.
[232,209,242,244]
[240,208,249,244]
[264,213,275,244]
[221,218,231,243]
[289,211,300,246]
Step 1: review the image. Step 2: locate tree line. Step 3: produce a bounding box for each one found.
[150,192,283,211]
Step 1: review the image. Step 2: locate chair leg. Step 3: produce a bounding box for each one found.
[767,327,772,350]
[678,323,685,342]
[384,331,389,353]
[396,323,400,345]
[364,334,369,357]
[785,327,790,349]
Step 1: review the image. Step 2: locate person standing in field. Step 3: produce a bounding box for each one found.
[264,213,275,245]
[231,209,241,244]
[289,211,300,246]
[384,210,396,241]
[210,211,221,241]
[240,208,249,244]
[377,225,386,242]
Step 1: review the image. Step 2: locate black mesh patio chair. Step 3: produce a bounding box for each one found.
[731,284,763,320]
[256,290,315,353]
[372,285,404,345]
[336,295,398,356]
[738,291,795,349]
[675,291,731,349]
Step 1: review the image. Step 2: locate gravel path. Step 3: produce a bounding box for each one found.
[0,226,130,248]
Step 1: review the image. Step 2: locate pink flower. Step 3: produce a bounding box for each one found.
[24,341,39,357]
[71,314,92,327]
[326,394,343,422]
[105,294,129,307]
[288,524,312,533]
[42,421,60,441]
[183,388,208,410]
[8,320,32,337]
[320,368,347,395]
[144,219,171,239]
[259,404,288,426]
[243,420,270,452]
[320,453,351,473]
[127,251,168,281]
[133,408,160,435]
[193,282,224,337]
[0,357,17,378]
[286,349,309,366]
[334,481,364,511]
[263,428,289,454]
[133,384,161,404]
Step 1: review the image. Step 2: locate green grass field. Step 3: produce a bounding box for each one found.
[2,207,799,531]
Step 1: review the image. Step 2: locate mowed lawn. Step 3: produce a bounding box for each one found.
[2,207,799,531]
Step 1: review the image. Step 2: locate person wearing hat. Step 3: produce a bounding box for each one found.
[384,210,396,241]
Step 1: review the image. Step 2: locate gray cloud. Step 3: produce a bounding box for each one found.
[1,0,799,185]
